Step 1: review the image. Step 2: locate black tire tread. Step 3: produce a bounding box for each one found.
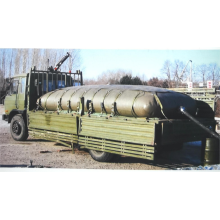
[89,149,114,162]
[10,114,28,141]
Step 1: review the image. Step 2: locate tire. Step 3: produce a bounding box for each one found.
[89,149,114,162]
[10,114,28,141]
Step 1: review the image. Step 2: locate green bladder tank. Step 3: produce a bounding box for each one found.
[37,85,197,119]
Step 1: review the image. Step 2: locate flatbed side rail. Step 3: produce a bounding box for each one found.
[168,88,216,110]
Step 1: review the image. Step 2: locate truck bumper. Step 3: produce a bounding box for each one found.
[2,114,8,121]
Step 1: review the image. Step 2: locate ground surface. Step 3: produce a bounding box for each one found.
[0,104,205,170]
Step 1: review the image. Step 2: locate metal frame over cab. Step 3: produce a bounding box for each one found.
[4,67,83,121]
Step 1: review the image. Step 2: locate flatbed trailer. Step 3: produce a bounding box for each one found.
[28,110,215,161]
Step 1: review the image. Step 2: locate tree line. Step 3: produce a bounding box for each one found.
[1,49,219,89]
[161,60,220,87]
[0,48,81,91]
[84,60,220,88]
[84,69,169,87]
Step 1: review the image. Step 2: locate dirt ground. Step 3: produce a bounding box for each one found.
[0,104,205,170]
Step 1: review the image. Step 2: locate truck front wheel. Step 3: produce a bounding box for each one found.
[10,114,28,141]
[89,150,114,162]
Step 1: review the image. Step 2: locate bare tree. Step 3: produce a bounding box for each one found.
[160,60,173,88]
[0,50,5,92]
[161,60,196,87]
[196,64,209,85]
[171,60,191,87]
[84,69,132,85]
[69,49,81,71]
[14,49,22,75]
[0,48,82,78]
[207,63,219,85]
[22,49,29,73]
[9,49,15,77]
[215,67,220,86]
[31,49,41,68]
[161,60,220,87]
[1,49,6,78]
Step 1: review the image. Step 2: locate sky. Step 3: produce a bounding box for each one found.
[80,49,220,80]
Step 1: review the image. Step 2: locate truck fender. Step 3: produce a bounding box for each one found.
[8,109,27,124]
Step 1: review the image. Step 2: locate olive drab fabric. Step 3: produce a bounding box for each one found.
[37,85,197,119]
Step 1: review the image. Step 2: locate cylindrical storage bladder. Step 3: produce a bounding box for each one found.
[38,89,67,111]
[60,87,80,110]
[83,88,101,112]
[37,85,197,119]
[37,91,54,109]
[47,90,67,111]
[92,89,111,113]
[133,92,161,117]
[69,87,90,111]
[103,89,122,114]
[201,138,219,166]
[116,90,140,116]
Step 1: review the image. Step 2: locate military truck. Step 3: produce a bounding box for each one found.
[2,66,217,162]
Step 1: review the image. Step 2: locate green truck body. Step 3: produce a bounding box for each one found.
[3,68,216,162]
[168,88,216,111]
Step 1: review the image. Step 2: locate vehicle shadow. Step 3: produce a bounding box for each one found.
[26,139,51,142]
[110,142,203,170]
[0,164,27,168]
[0,164,51,168]
[15,139,204,170]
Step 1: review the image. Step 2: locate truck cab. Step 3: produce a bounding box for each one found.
[2,67,83,141]
[4,73,27,118]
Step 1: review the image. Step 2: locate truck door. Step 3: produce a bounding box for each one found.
[18,77,26,110]
[4,78,19,112]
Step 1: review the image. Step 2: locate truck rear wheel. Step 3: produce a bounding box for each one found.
[10,114,28,141]
[89,149,114,162]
